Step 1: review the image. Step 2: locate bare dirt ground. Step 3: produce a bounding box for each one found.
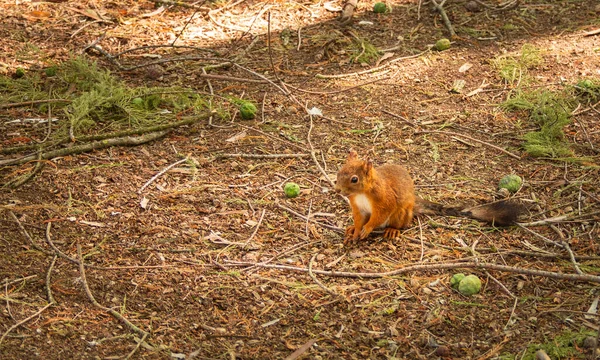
[1,0,600,359]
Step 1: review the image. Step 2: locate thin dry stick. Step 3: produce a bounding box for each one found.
[431,0,456,37]
[125,332,149,360]
[0,302,53,347]
[1,131,170,167]
[418,217,425,262]
[285,77,389,95]
[217,153,309,159]
[562,241,584,275]
[9,211,50,254]
[305,200,313,238]
[226,260,600,283]
[518,215,569,227]
[46,255,57,304]
[139,156,189,193]
[316,49,429,79]
[276,204,343,233]
[417,130,521,159]
[1,275,37,288]
[517,224,564,248]
[244,209,266,248]
[76,244,149,337]
[45,223,171,270]
[238,124,308,152]
[308,254,338,297]
[0,99,71,109]
[308,116,335,187]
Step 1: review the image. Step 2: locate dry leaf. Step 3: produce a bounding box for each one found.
[458,62,473,73]
[225,131,247,143]
[25,10,52,20]
[79,220,105,227]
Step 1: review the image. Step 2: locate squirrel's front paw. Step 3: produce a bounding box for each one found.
[359,227,372,240]
[343,226,357,245]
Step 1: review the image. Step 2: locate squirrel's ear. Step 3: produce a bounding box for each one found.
[364,158,373,173]
[348,149,358,160]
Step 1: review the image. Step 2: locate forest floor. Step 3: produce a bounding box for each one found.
[1,0,600,359]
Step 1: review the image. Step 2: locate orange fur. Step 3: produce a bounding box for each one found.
[335,150,415,244]
[335,150,523,245]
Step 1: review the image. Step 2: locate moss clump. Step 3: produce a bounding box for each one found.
[493,44,543,84]
[502,90,573,158]
[351,38,380,64]
[0,56,209,144]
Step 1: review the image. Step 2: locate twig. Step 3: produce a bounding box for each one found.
[416,130,521,159]
[430,0,456,37]
[1,131,170,167]
[125,332,149,360]
[244,209,266,248]
[308,116,335,187]
[284,339,317,360]
[216,153,310,159]
[562,241,583,275]
[8,211,50,254]
[517,215,569,226]
[382,109,418,128]
[225,260,600,284]
[46,255,57,304]
[139,156,189,193]
[1,114,212,155]
[0,276,38,288]
[76,243,149,337]
[308,254,338,297]
[276,204,343,233]
[305,200,312,238]
[0,302,53,347]
[0,99,71,109]
[316,49,430,79]
[237,124,308,152]
[4,152,46,189]
[285,77,388,95]
[517,224,564,248]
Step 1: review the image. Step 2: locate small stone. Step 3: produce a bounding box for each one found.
[435,345,450,357]
[464,1,480,12]
[583,336,597,349]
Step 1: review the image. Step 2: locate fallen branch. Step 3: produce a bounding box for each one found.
[1,113,212,155]
[76,243,149,337]
[431,0,456,37]
[0,131,170,167]
[0,99,71,109]
[0,302,53,347]
[225,260,600,284]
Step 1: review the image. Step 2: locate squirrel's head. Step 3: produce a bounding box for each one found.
[335,149,373,195]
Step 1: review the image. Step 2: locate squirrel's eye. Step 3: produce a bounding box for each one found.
[351,176,358,183]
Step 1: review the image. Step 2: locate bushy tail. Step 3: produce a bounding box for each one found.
[414,198,523,226]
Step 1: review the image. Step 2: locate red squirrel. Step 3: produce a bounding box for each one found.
[335,150,522,244]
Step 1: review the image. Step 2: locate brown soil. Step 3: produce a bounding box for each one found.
[1,0,600,359]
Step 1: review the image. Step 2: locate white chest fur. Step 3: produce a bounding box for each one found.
[353,194,372,216]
